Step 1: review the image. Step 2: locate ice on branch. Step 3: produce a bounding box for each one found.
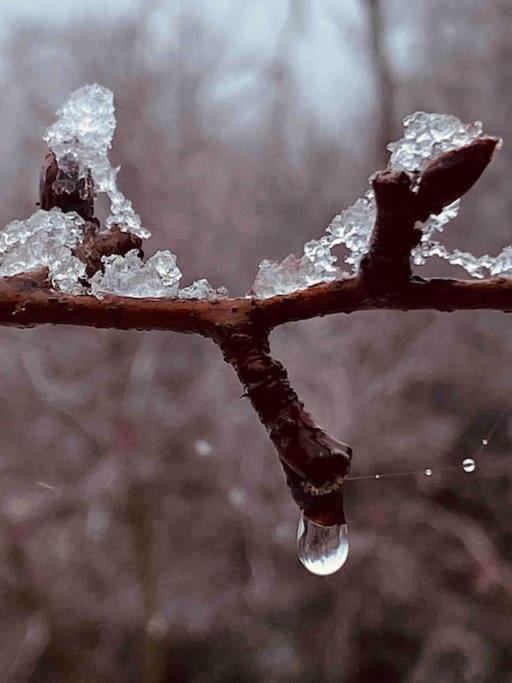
[178,279,228,299]
[90,250,182,298]
[0,209,86,293]
[387,112,483,173]
[43,84,151,240]
[0,84,230,299]
[251,111,495,298]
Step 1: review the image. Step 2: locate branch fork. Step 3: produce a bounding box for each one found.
[0,136,503,526]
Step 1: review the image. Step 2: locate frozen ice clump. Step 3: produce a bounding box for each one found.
[43,84,115,171]
[44,84,150,239]
[388,112,485,272]
[0,209,86,294]
[251,190,376,298]
[324,190,377,269]
[489,247,512,277]
[0,85,233,299]
[251,111,494,298]
[178,279,228,299]
[252,253,340,298]
[388,112,483,174]
[90,250,182,298]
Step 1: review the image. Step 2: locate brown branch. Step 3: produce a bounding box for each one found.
[40,152,95,221]
[360,137,499,287]
[1,275,512,334]
[1,135,505,528]
[73,225,143,277]
[217,329,352,525]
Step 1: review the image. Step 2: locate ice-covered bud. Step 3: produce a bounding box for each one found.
[44,84,151,239]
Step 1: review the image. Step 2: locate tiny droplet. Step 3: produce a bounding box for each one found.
[297,514,349,576]
[462,458,476,473]
[482,438,488,446]
[424,468,433,477]
[375,474,380,480]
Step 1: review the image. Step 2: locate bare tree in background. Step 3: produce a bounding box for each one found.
[364,0,397,167]
[1,2,512,682]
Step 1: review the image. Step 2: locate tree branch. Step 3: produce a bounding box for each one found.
[217,328,352,525]
[2,275,512,334]
[360,137,499,287]
[1,135,505,528]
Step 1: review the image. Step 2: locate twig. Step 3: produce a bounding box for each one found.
[360,137,499,287]
[217,328,352,525]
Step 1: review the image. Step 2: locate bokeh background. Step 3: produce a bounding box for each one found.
[1,1,512,681]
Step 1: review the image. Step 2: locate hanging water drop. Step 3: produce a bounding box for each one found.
[462,458,476,473]
[375,474,380,480]
[297,513,349,576]
[482,438,488,446]
[424,468,433,477]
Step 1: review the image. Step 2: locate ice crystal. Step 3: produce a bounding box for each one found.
[251,111,496,298]
[90,250,182,298]
[0,84,232,299]
[178,279,228,299]
[44,84,150,239]
[388,112,483,173]
[0,209,86,294]
[252,254,337,298]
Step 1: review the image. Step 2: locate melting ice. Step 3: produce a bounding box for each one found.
[297,513,349,576]
[0,209,87,294]
[0,84,228,299]
[43,84,150,240]
[252,111,501,298]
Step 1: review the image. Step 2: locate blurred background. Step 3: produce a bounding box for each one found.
[0,1,511,681]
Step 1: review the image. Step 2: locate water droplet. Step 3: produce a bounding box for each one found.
[194,439,212,458]
[375,474,380,480]
[424,468,433,477]
[482,438,488,446]
[462,458,476,473]
[297,514,349,576]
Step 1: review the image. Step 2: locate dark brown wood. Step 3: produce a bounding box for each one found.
[360,136,500,288]
[360,169,419,287]
[73,225,143,277]
[40,152,95,221]
[1,275,512,334]
[416,137,499,220]
[217,329,352,525]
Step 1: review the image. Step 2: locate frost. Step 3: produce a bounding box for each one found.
[91,256,229,300]
[252,111,495,298]
[388,112,484,272]
[0,84,231,299]
[43,84,150,240]
[90,250,182,298]
[178,279,228,299]
[252,254,339,298]
[0,209,86,294]
[388,112,483,174]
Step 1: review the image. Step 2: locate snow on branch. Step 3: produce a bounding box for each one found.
[0,84,509,566]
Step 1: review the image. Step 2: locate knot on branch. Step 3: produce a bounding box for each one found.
[360,169,420,289]
[40,152,143,279]
[219,329,352,525]
[73,225,143,277]
[40,152,95,221]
